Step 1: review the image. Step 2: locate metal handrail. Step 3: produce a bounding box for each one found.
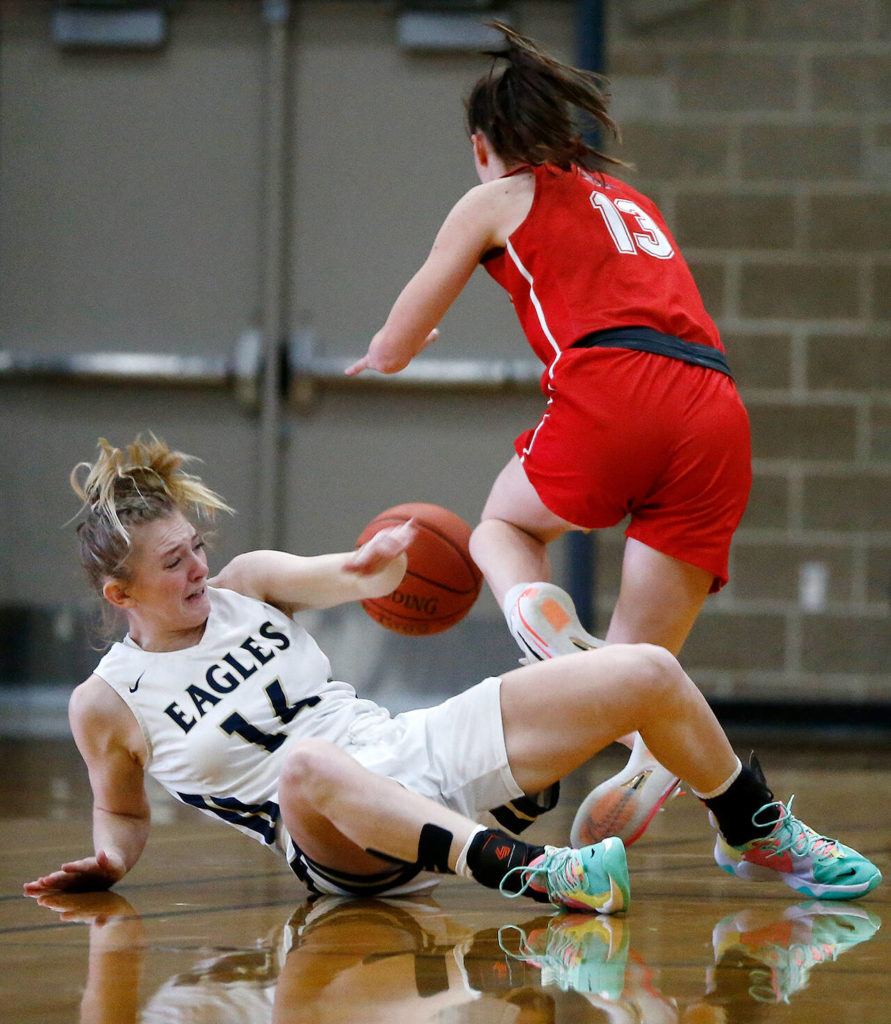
[0,333,545,403]
[0,350,231,386]
[285,329,543,398]
[287,354,543,394]
[0,339,263,408]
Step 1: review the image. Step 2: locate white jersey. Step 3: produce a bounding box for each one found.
[94,586,386,858]
[141,918,290,1024]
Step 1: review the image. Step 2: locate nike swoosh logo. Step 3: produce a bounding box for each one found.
[600,876,627,913]
[129,672,145,694]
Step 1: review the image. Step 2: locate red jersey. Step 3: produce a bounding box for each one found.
[480,164,749,590]
[482,165,723,376]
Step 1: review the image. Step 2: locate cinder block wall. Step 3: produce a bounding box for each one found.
[596,1,890,707]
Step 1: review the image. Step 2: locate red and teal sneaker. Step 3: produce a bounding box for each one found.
[709,900,882,1003]
[713,798,881,900]
[500,836,630,914]
[499,913,630,999]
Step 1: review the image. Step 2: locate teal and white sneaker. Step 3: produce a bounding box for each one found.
[713,798,882,900]
[499,836,630,914]
[498,913,630,999]
[710,900,882,1003]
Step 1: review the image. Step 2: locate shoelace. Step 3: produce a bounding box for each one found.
[544,929,590,969]
[498,924,537,961]
[540,849,587,901]
[498,923,596,972]
[752,798,839,860]
[747,941,836,1004]
[499,847,582,900]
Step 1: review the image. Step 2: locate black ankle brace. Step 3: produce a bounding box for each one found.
[465,829,548,900]
[705,754,775,846]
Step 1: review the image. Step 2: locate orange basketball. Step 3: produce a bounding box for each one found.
[356,502,483,636]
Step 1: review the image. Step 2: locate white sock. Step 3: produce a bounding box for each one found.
[692,756,743,800]
[454,824,487,879]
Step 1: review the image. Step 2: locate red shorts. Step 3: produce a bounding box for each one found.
[515,347,752,592]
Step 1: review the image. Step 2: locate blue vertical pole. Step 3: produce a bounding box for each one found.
[575,0,605,81]
[566,0,605,633]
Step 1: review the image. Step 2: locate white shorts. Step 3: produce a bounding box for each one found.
[344,675,524,818]
[283,676,526,897]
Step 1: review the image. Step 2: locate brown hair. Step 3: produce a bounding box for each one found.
[70,434,233,595]
[465,22,625,172]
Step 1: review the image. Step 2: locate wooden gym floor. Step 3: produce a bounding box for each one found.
[1,736,889,1023]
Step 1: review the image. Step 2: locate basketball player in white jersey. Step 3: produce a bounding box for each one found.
[24,436,880,908]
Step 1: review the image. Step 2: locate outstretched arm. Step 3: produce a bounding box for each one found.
[344,182,508,376]
[24,678,151,894]
[209,520,415,614]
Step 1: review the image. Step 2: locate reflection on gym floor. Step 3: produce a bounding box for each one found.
[24,889,884,1024]
[2,739,888,1023]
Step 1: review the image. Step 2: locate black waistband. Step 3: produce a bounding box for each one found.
[570,326,733,378]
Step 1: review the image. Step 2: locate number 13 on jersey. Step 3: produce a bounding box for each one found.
[590,189,674,259]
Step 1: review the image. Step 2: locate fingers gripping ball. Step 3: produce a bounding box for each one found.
[356,503,483,636]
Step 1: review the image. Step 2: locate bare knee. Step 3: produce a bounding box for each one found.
[279,737,347,810]
[468,518,496,563]
[610,642,690,705]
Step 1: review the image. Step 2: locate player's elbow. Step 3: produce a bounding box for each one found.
[370,350,410,374]
[366,329,415,374]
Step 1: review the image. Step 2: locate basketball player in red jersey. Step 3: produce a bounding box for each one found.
[346,23,752,849]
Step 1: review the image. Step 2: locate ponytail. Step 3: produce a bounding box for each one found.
[465,21,625,172]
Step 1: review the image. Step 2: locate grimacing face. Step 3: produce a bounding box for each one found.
[110,510,211,642]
